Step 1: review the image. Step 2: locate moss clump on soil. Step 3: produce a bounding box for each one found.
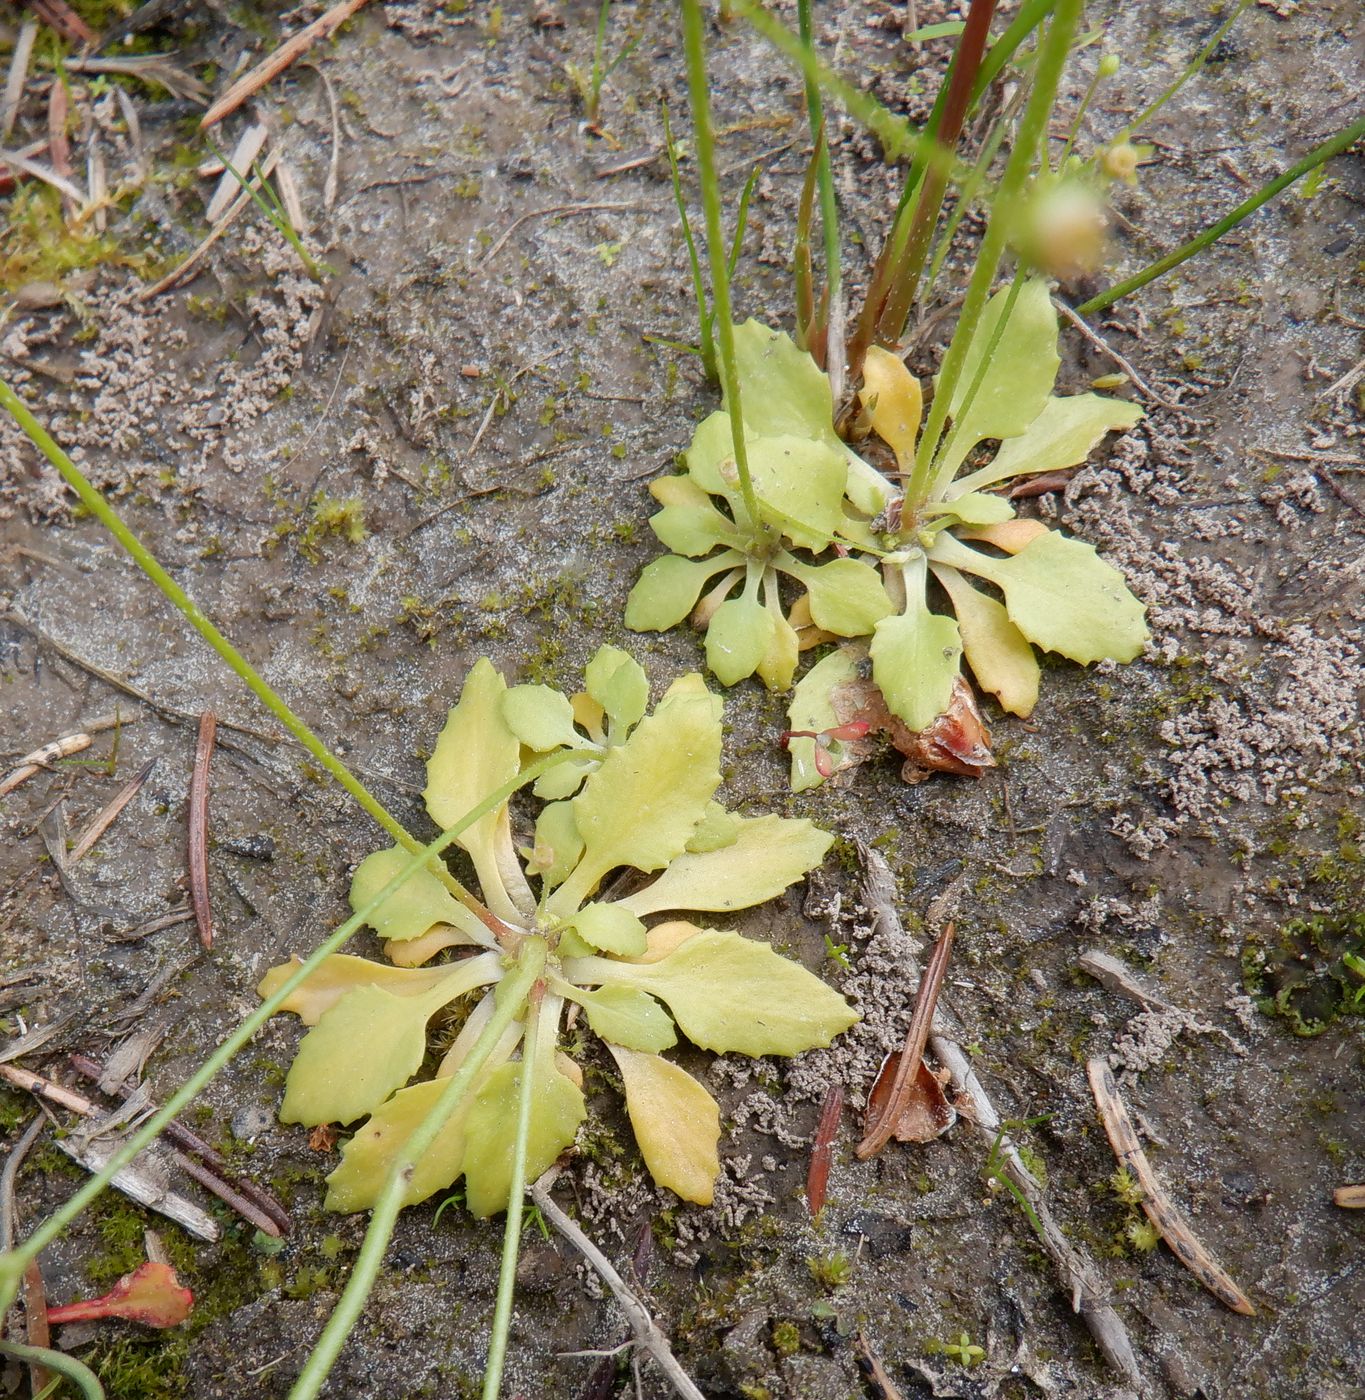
[1242,911,1365,1037]
[0,185,129,293]
[300,492,368,560]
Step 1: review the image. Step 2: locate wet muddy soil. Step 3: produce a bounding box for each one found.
[1,1,1362,1397]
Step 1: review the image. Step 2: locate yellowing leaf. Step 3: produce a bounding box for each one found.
[949,391,1142,498]
[565,984,677,1053]
[280,986,438,1127]
[933,565,1040,717]
[424,659,530,923]
[746,434,847,552]
[502,684,581,751]
[705,593,774,686]
[684,802,740,854]
[924,491,1016,527]
[935,278,1060,483]
[591,929,858,1056]
[729,319,841,447]
[528,800,582,891]
[870,604,963,732]
[349,846,486,945]
[607,1045,720,1205]
[785,646,862,792]
[627,920,704,963]
[461,1054,585,1218]
[384,925,467,968]
[625,552,743,632]
[782,556,894,636]
[278,957,498,1125]
[957,519,1048,554]
[617,815,832,918]
[570,902,647,956]
[860,344,922,471]
[258,953,467,1025]
[584,645,649,732]
[934,530,1148,665]
[756,603,798,691]
[325,1077,472,1213]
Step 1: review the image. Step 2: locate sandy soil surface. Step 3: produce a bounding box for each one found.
[1,1,1362,1397]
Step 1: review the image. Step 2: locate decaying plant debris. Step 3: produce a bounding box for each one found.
[0,0,1361,1395]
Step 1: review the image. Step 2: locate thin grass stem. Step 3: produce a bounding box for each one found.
[0,748,572,1315]
[203,138,322,281]
[727,162,761,280]
[908,0,1082,507]
[1078,112,1365,316]
[481,986,551,1400]
[662,101,714,378]
[968,0,1050,108]
[797,0,842,393]
[1121,0,1253,138]
[0,378,490,918]
[731,0,956,179]
[287,942,548,1400]
[681,0,764,538]
[0,1343,104,1400]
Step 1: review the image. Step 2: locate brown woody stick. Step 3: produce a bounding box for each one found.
[188,712,216,950]
[199,0,372,130]
[1087,1058,1255,1315]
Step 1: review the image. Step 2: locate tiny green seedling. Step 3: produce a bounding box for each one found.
[261,646,856,1216]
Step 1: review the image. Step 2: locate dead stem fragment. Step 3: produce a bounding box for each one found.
[1086,1058,1255,1316]
[857,846,1143,1383]
[200,0,373,130]
[69,1054,291,1235]
[1,713,134,798]
[530,1171,706,1400]
[1333,1185,1365,1209]
[852,1332,905,1400]
[856,922,955,1159]
[806,1080,844,1215]
[188,711,216,950]
[68,756,157,864]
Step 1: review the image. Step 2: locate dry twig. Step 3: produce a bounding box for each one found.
[1055,298,1182,412]
[530,1171,706,1400]
[188,712,217,950]
[857,845,1144,1384]
[200,0,373,130]
[1087,1058,1255,1315]
[68,756,157,864]
[1,712,133,798]
[480,201,647,264]
[1,22,38,145]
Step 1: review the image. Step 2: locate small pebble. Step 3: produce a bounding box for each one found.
[220,833,276,860]
[231,1105,274,1142]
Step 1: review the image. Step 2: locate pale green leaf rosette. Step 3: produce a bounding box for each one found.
[262,648,855,1217]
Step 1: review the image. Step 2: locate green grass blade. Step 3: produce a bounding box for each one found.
[727,161,762,280]
[681,0,765,538]
[1078,112,1365,316]
[662,101,715,379]
[909,0,1083,504]
[0,1342,104,1400]
[0,376,486,914]
[797,0,842,387]
[1122,0,1253,137]
[480,982,549,1400]
[969,0,1051,107]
